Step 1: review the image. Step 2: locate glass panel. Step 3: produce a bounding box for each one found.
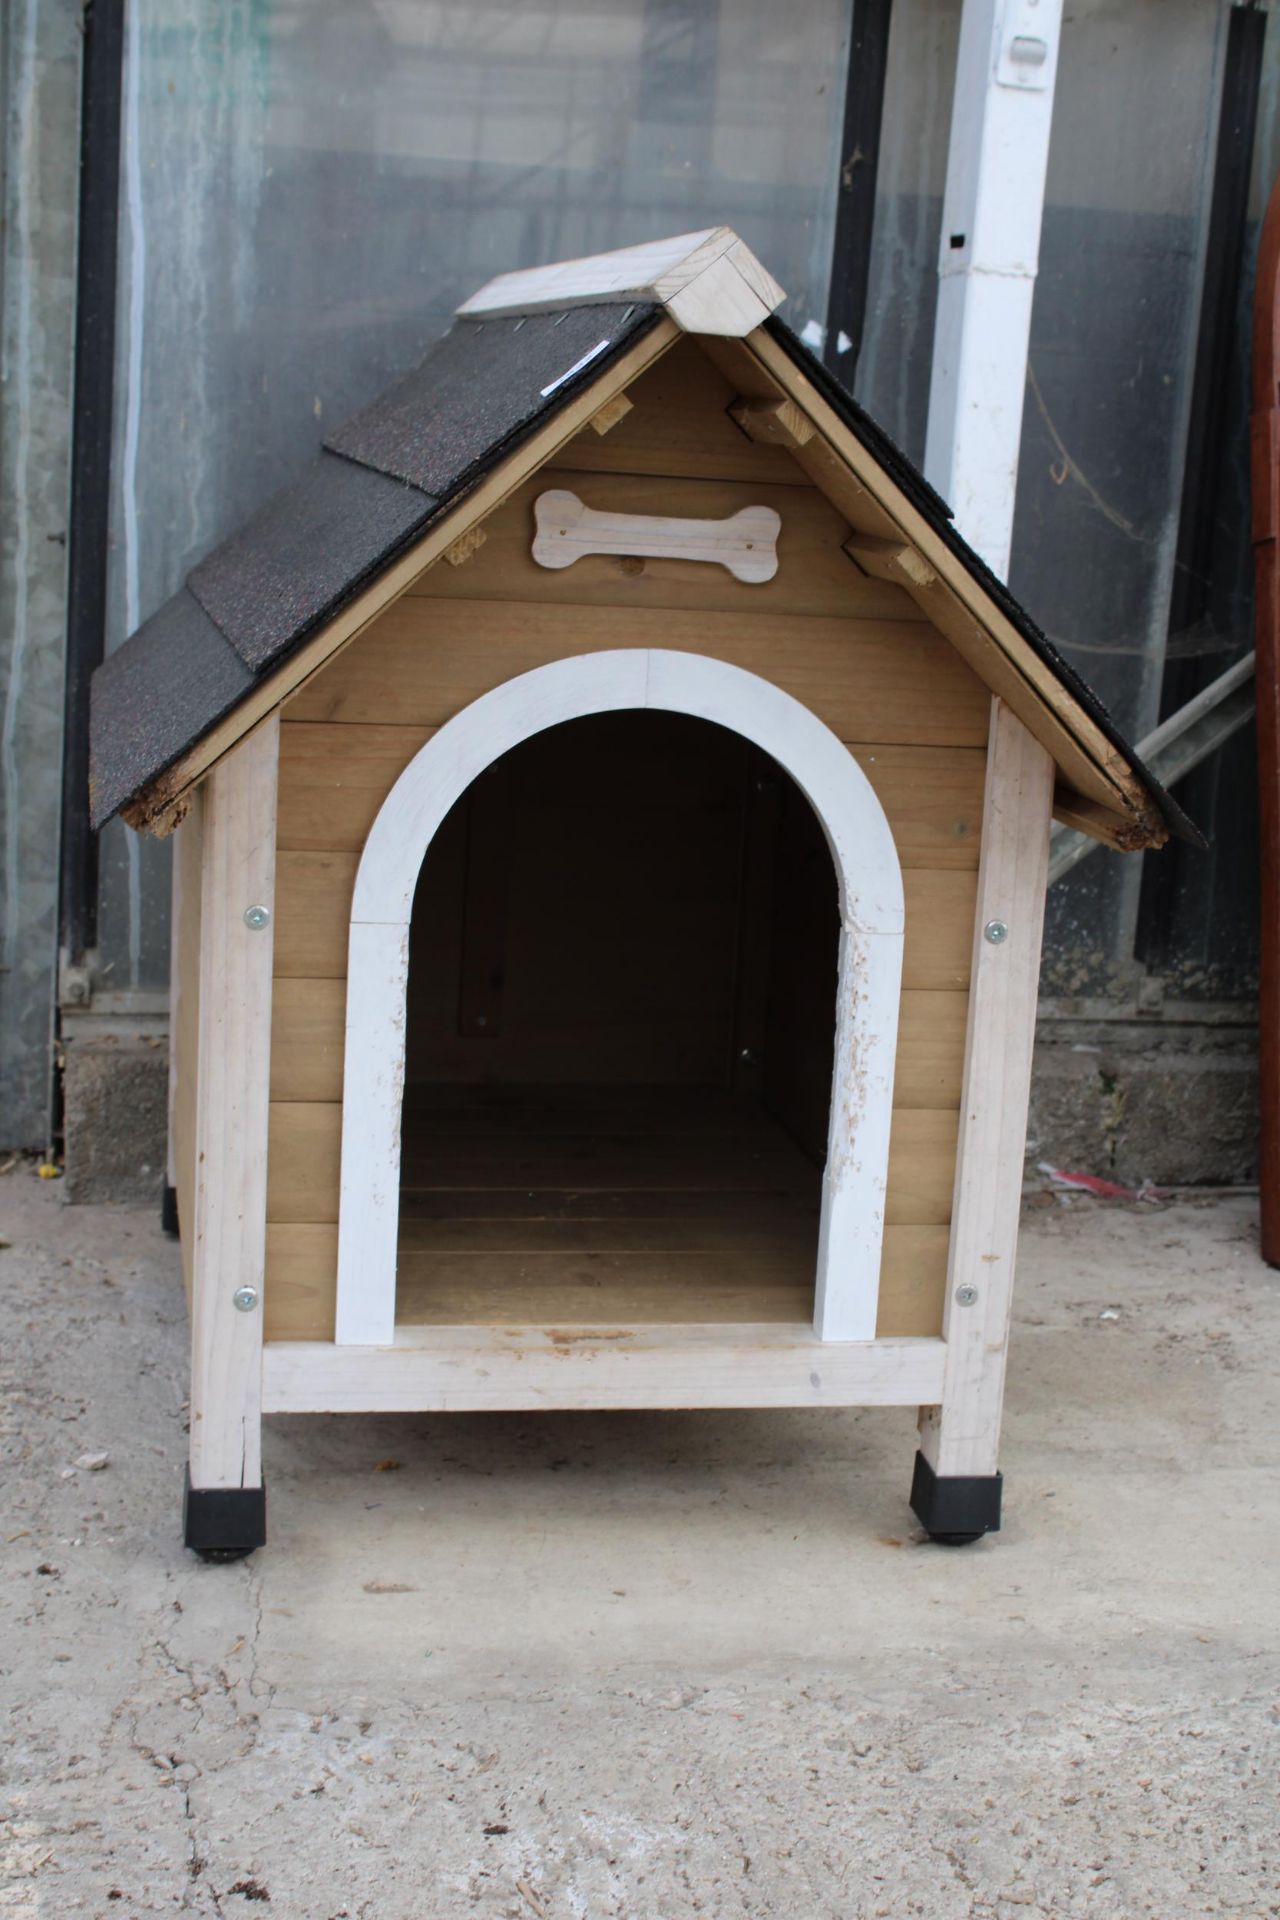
[1011,1,1227,988]
[856,0,961,462]
[103,0,856,990]
[1135,5,1280,998]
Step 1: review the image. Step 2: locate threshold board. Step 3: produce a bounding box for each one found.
[262,1326,947,1414]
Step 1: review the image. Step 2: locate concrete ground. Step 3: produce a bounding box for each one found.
[1,1173,1277,1920]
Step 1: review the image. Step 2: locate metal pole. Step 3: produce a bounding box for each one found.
[59,0,125,973]
[823,0,895,384]
[1251,162,1280,1266]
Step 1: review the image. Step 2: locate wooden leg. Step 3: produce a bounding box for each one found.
[913,699,1053,1542]
[186,719,278,1559]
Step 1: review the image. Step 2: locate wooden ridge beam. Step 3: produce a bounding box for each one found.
[457,227,786,339]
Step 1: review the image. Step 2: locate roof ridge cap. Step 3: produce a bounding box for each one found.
[456,227,784,338]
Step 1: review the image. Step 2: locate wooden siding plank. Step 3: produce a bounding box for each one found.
[263,1221,950,1342]
[277,721,983,871]
[407,469,921,622]
[285,599,991,747]
[277,722,435,852]
[265,1099,955,1228]
[854,746,984,870]
[270,981,966,1112]
[270,976,346,1103]
[893,991,968,1108]
[903,871,978,990]
[274,851,358,978]
[272,857,973,990]
[562,337,805,483]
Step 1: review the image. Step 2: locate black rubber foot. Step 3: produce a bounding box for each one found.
[183,1469,266,1560]
[910,1451,1001,1545]
[161,1183,180,1237]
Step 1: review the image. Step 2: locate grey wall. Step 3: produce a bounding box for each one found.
[95,0,855,1015]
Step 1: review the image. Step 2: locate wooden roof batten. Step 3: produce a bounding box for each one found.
[99,227,1185,856]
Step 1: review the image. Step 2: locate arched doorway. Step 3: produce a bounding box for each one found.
[335,651,903,1346]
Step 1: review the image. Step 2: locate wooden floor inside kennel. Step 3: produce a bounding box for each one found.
[262,1077,948,1411]
[394,1083,822,1330]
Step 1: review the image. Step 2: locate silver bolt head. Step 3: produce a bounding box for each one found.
[232,1285,260,1313]
[984,919,1009,945]
[243,904,270,931]
[954,1283,980,1307]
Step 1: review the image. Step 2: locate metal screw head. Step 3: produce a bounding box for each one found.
[954,1283,980,1308]
[244,904,270,931]
[232,1285,260,1313]
[984,919,1009,945]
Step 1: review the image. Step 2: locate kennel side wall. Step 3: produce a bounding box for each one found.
[259,339,992,1343]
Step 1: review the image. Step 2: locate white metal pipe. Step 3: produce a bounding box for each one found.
[924,0,1064,578]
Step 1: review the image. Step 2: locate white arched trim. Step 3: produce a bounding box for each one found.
[335,650,905,1347]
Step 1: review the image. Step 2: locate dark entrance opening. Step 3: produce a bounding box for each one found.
[396,709,840,1329]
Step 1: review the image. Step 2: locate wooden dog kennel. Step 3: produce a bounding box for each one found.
[88,229,1188,1558]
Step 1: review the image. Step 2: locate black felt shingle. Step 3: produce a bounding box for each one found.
[326,306,655,497]
[88,589,253,828]
[187,452,434,673]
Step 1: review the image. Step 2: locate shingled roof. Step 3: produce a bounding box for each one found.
[89,227,1195,852]
[89,302,664,830]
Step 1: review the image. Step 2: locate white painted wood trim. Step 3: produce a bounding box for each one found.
[337,649,904,1347]
[924,0,1063,576]
[919,698,1053,1479]
[165,825,185,1192]
[532,489,780,582]
[457,226,785,337]
[264,1329,943,1415]
[188,716,278,1490]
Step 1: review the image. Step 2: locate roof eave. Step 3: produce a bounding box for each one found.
[725,318,1191,853]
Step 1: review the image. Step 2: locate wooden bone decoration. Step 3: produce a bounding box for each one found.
[532,488,781,583]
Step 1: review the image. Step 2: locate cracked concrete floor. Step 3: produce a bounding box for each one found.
[1,1171,1277,1919]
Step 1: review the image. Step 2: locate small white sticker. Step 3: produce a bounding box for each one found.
[540,338,612,399]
